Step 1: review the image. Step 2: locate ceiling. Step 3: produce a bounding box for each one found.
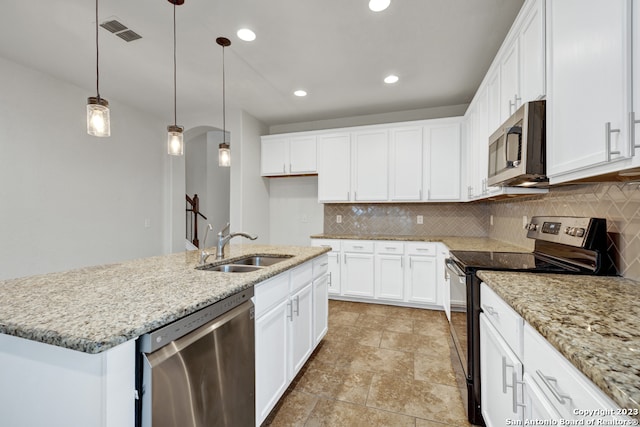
[0,0,524,127]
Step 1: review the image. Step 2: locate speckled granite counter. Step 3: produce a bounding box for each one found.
[477,271,640,415]
[311,234,529,252]
[0,244,329,354]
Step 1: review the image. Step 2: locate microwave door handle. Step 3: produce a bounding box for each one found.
[505,126,522,168]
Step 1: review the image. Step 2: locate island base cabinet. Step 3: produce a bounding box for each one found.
[313,274,329,344]
[255,298,289,425]
[288,283,314,379]
[0,333,136,427]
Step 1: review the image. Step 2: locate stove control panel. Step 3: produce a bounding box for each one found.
[524,216,602,247]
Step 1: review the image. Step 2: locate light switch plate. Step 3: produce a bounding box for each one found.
[417,215,423,224]
[336,215,342,224]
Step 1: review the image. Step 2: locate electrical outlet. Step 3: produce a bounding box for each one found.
[417,215,423,224]
[336,215,342,224]
[490,215,494,226]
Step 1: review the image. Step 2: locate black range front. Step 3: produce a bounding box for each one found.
[445,216,614,426]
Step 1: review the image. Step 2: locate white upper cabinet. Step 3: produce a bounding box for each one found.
[317,133,351,202]
[546,0,632,183]
[500,38,520,121]
[389,126,423,201]
[352,130,389,201]
[519,0,545,104]
[424,121,461,200]
[261,135,317,176]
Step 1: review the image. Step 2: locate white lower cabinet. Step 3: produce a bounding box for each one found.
[255,255,328,426]
[312,239,443,309]
[480,314,524,426]
[480,283,633,425]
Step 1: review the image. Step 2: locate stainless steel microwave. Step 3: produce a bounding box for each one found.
[487,100,547,187]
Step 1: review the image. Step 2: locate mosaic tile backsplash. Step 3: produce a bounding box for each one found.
[322,182,640,281]
[323,203,490,237]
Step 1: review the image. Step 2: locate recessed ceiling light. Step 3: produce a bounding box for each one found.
[237,28,256,41]
[384,74,399,84]
[294,90,308,97]
[369,0,390,12]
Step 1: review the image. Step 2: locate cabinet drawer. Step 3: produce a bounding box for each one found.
[481,283,523,358]
[524,323,626,421]
[312,255,329,280]
[406,242,436,256]
[311,239,342,251]
[375,241,404,254]
[343,240,374,253]
[254,272,290,318]
[290,261,313,293]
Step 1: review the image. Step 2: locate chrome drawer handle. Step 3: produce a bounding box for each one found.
[536,370,571,405]
[512,371,526,413]
[605,122,621,162]
[502,357,513,394]
[294,296,300,316]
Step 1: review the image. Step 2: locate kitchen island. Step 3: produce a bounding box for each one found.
[0,244,329,427]
[478,270,640,419]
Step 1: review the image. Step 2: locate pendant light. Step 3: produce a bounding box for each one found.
[167,0,184,156]
[217,37,231,167]
[87,0,110,137]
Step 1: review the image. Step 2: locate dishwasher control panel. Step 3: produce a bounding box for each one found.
[139,287,254,353]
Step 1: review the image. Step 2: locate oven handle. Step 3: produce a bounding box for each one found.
[445,258,466,278]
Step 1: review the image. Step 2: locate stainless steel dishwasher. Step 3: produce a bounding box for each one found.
[137,288,255,427]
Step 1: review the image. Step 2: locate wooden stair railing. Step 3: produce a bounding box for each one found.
[186,194,208,248]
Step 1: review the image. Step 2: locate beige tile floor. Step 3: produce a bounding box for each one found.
[263,300,472,427]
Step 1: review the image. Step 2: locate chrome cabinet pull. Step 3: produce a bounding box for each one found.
[605,122,621,162]
[294,295,300,316]
[287,301,293,321]
[283,164,286,173]
[512,371,526,413]
[328,272,332,285]
[502,357,513,394]
[630,112,640,157]
[536,370,571,405]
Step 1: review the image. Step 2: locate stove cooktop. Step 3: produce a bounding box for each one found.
[449,250,583,273]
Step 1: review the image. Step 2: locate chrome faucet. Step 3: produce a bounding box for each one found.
[216,222,258,259]
[199,224,214,265]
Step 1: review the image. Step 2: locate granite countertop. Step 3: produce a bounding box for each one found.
[0,244,329,354]
[477,271,640,415]
[311,234,529,252]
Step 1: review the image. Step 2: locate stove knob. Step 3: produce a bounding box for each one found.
[564,226,571,235]
[575,227,585,237]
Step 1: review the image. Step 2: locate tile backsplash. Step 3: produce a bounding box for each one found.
[489,182,640,280]
[323,203,489,237]
[322,182,640,281]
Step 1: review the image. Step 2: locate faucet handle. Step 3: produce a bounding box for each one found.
[219,222,231,236]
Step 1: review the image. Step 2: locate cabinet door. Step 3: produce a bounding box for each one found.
[313,275,329,345]
[547,0,631,178]
[255,299,289,425]
[342,253,375,298]
[352,130,389,201]
[501,38,520,120]
[289,283,314,378]
[375,254,404,300]
[519,0,545,104]
[327,251,341,295]
[425,122,461,200]
[318,134,351,202]
[390,127,423,201]
[487,67,502,135]
[632,3,640,166]
[480,314,524,427]
[261,137,289,176]
[523,372,562,423]
[289,136,317,174]
[405,255,437,304]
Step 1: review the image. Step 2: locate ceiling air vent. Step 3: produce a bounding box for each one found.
[100,18,142,42]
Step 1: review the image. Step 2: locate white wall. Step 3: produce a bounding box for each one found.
[0,56,167,280]
[268,176,323,246]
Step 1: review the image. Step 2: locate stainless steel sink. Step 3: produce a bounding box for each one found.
[196,254,293,273]
[232,255,293,266]
[199,264,263,273]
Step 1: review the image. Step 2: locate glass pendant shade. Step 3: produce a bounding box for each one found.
[167,125,184,156]
[87,97,110,137]
[218,142,230,167]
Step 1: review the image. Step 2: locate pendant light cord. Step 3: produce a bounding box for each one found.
[95,0,100,99]
[173,2,178,126]
[222,44,226,142]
